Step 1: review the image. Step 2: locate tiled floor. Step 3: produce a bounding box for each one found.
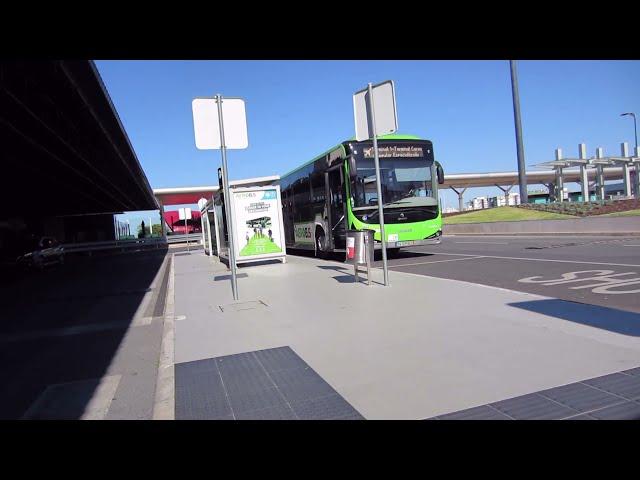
[175,346,364,420]
[430,367,640,420]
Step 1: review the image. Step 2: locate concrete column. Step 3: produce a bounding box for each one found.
[546,183,556,203]
[620,142,631,198]
[595,147,606,200]
[495,184,515,206]
[450,187,467,212]
[554,148,564,203]
[555,168,564,202]
[578,143,589,202]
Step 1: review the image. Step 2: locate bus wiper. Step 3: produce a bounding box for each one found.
[381,190,416,208]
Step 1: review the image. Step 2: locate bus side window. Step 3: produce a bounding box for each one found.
[293,176,311,222]
[310,172,325,204]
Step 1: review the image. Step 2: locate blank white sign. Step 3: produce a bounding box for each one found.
[192,97,248,150]
[178,207,192,220]
[353,80,398,142]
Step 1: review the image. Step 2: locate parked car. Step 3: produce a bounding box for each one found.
[16,236,65,269]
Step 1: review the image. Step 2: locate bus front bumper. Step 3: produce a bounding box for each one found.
[374,233,442,249]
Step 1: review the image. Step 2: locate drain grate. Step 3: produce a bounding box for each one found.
[218,300,268,313]
[174,346,364,420]
[428,366,640,420]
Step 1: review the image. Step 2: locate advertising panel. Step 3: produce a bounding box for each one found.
[230,186,286,263]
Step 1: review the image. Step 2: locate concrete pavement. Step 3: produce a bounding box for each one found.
[172,250,640,419]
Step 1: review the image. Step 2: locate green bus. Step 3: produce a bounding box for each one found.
[279,134,444,258]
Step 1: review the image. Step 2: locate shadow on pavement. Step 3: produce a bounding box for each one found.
[317,265,349,272]
[330,274,384,286]
[0,248,168,419]
[214,273,249,281]
[508,299,640,337]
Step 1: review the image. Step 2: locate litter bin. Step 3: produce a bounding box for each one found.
[346,229,375,285]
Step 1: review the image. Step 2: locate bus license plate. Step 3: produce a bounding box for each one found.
[396,240,415,247]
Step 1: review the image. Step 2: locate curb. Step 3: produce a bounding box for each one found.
[152,254,175,420]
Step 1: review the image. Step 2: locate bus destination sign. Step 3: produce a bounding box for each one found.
[363,145,424,158]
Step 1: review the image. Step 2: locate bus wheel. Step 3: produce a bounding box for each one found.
[387,248,400,258]
[315,229,328,259]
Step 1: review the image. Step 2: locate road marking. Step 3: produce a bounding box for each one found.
[406,250,640,268]
[387,256,486,268]
[519,270,640,295]
[454,241,508,245]
[623,245,640,247]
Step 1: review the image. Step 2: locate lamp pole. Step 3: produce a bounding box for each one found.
[509,60,528,204]
[621,112,637,151]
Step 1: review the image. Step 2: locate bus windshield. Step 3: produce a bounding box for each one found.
[351,156,434,209]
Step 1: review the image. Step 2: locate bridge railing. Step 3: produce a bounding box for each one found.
[165,233,202,245]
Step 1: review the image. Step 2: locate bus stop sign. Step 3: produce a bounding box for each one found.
[353,80,398,142]
[192,97,248,150]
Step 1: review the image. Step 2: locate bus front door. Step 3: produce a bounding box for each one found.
[326,166,345,250]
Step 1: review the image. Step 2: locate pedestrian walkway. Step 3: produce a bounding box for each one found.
[1,250,170,419]
[172,251,640,419]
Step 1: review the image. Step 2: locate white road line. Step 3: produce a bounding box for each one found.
[455,241,509,244]
[623,245,640,247]
[408,251,640,268]
[388,256,486,268]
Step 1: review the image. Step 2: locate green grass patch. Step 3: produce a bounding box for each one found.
[239,234,282,256]
[444,206,574,224]
[598,208,640,217]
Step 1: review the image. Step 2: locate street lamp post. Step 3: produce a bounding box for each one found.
[621,112,637,151]
[509,60,528,204]
[621,113,638,199]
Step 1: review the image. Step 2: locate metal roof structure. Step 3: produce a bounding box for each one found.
[154,175,280,206]
[1,60,158,220]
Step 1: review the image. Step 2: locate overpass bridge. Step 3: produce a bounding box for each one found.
[153,166,638,219]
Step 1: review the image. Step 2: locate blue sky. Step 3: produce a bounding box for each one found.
[96,60,640,211]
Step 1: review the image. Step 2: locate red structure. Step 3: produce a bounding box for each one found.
[163,210,202,234]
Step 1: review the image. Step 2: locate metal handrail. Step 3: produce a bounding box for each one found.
[61,237,166,254]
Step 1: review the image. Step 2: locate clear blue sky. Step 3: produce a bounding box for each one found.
[96,60,640,210]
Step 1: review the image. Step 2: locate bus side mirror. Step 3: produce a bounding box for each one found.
[348,156,357,180]
[436,162,445,184]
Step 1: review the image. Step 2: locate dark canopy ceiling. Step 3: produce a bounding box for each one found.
[0,60,157,220]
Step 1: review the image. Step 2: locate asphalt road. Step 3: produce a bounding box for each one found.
[372,235,640,314]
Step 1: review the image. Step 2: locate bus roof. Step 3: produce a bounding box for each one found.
[346,133,423,141]
[280,133,426,179]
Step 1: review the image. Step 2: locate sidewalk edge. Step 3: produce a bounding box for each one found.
[152,253,175,420]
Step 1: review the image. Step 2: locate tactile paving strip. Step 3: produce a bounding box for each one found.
[175,346,364,420]
[429,366,640,420]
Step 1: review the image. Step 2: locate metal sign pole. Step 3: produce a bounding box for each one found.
[185,218,189,252]
[216,94,239,300]
[367,82,389,286]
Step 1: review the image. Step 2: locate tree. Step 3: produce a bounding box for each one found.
[152,224,162,236]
